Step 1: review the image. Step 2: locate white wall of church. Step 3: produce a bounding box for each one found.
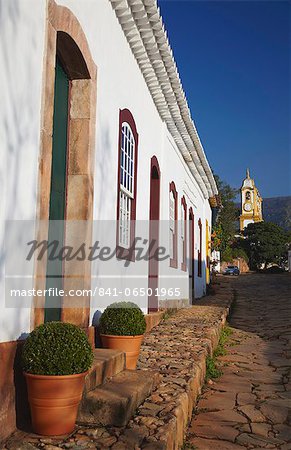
[0,0,212,342]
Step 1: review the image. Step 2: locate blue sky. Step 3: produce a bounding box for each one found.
[158,0,290,198]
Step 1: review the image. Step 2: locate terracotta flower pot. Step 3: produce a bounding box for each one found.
[24,371,87,436]
[100,334,144,370]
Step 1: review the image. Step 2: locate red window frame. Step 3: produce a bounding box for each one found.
[169,181,178,269]
[181,196,187,272]
[116,108,138,261]
[198,218,202,277]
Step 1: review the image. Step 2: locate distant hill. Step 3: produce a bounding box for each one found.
[263,196,291,230]
[235,196,291,230]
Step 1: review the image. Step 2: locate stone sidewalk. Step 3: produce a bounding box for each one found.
[186,273,291,450]
[2,277,234,450]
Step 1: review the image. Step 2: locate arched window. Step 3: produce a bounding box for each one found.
[169,182,178,268]
[198,218,202,277]
[116,109,138,260]
[119,123,135,247]
[181,196,187,271]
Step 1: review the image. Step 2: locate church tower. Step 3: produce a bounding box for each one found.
[239,169,263,231]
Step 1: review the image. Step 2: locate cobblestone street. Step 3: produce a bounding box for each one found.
[3,274,290,450]
[187,273,291,450]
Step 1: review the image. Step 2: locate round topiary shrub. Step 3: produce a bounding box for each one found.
[22,322,94,375]
[99,302,146,336]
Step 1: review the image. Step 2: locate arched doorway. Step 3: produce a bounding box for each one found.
[33,0,97,329]
[148,156,161,312]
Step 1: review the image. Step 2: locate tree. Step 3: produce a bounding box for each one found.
[211,223,222,251]
[212,175,239,259]
[243,221,287,270]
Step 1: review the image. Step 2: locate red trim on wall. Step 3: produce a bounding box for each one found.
[169,181,178,269]
[189,207,195,303]
[198,218,202,277]
[151,156,161,176]
[181,195,187,272]
[148,156,161,312]
[116,109,139,261]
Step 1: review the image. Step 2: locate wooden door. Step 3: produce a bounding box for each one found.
[44,59,69,322]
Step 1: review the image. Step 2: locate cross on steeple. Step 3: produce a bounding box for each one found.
[246,168,250,179]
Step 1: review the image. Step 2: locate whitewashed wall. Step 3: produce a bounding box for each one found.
[0,0,213,342]
[0,0,46,342]
[158,130,211,300]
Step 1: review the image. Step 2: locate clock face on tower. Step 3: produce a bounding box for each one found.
[244,202,252,212]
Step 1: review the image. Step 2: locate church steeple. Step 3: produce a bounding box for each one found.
[239,169,263,231]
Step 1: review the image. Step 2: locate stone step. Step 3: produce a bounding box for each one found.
[84,348,125,393]
[78,369,160,427]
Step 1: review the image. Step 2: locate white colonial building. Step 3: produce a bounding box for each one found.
[0,0,218,439]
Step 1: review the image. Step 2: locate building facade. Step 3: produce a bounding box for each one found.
[239,169,263,231]
[0,0,218,440]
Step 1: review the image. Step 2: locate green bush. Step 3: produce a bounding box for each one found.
[222,245,249,264]
[22,322,93,375]
[99,302,146,336]
[221,246,233,262]
[232,248,249,263]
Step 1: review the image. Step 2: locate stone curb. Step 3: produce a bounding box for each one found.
[158,300,232,449]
